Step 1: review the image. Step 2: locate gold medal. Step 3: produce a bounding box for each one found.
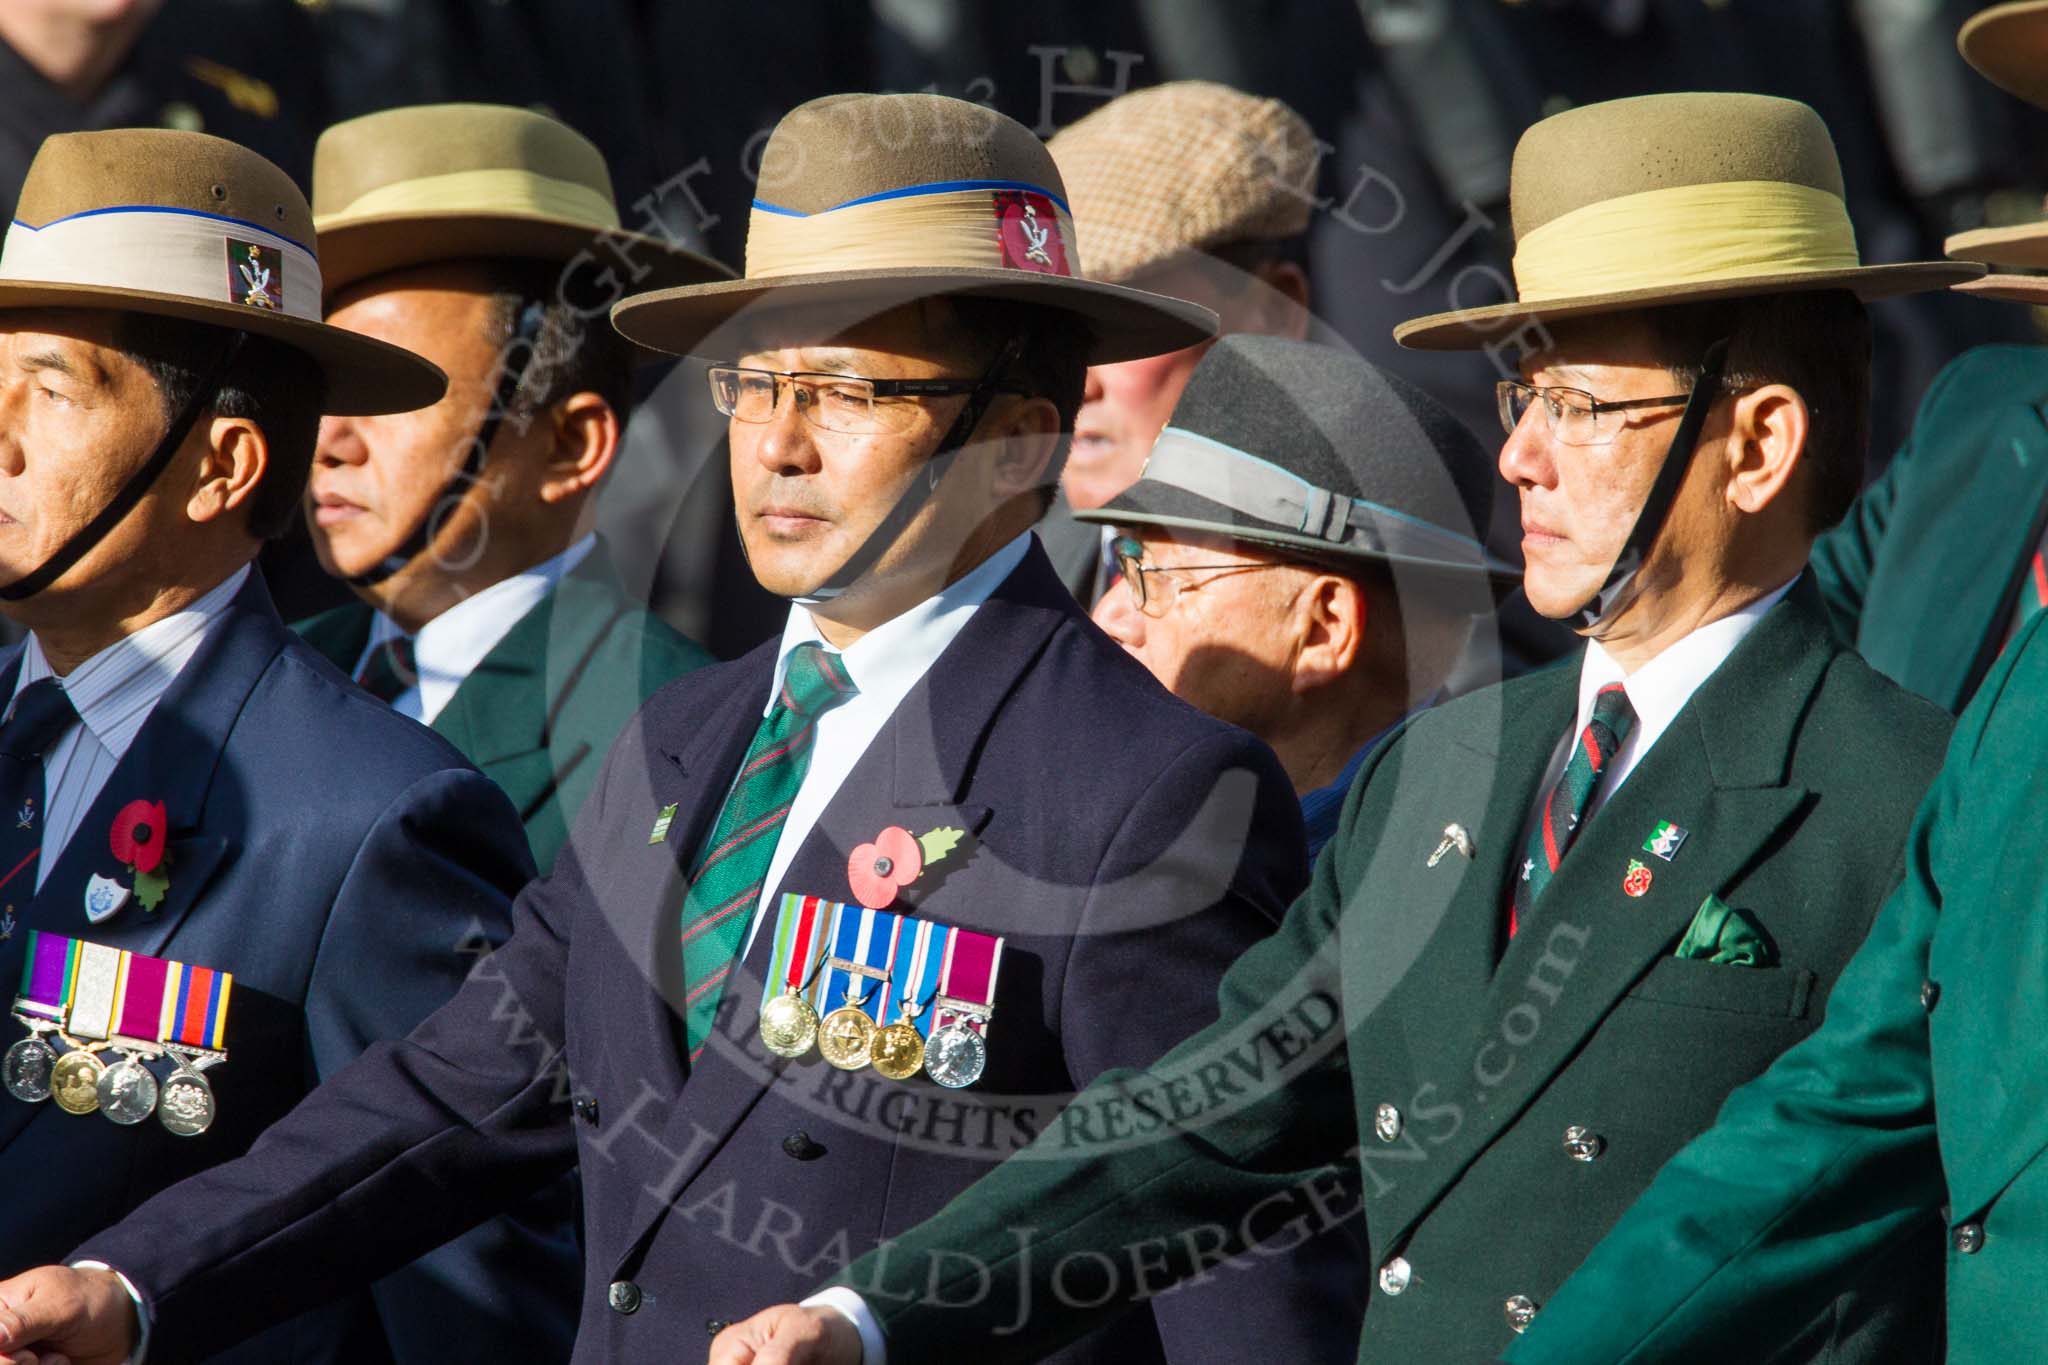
[50,1046,108,1116]
[759,989,820,1059]
[818,1006,878,1070]
[871,1019,924,1081]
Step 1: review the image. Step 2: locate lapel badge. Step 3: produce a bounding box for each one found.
[1622,859,1654,899]
[1643,820,1688,862]
[648,803,679,845]
[1427,823,1476,868]
[85,873,131,925]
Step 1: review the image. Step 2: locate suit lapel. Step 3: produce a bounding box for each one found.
[1375,583,1830,1249]
[616,546,1072,1261]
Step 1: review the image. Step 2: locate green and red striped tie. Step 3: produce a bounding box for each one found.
[679,641,857,1058]
[1509,682,1636,939]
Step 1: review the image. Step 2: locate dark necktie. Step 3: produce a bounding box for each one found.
[0,679,80,961]
[355,636,418,705]
[1510,683,1637,938]
[678,642,857,1059]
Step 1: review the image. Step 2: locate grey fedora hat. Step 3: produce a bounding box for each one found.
[1074,335,1518,592]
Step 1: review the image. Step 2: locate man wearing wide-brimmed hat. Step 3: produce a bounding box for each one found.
[0,92,1370,1365]
[1808,0,2048,714]
[292,103,724,877]
[695,90,1974,1365]
[0,128,555,1364]
[1080,334,1513,860]
[1034,81,1320,602]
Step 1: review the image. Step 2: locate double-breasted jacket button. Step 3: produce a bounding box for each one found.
[1562,1125,1604,1162]
[573,1096,600,1126]
[1953,1222,1985,1255]
[1504,1295,1539,1334]
[608,1280,643,1314]
[783,1131,825,1160]
[1374,1103,1403,1143]
[1920,979,1941,1012]
[1378,1256,1412,1295]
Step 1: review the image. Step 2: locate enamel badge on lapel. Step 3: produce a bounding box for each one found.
[1427,823,1475,868]
[848,825,966,910]
[648,803,678,845]
[84,875,130,925]
[1622,859,1654,898]
[1643,820,1688,862]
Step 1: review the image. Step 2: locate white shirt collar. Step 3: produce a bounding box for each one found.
[765,532,1033,716]
[366,534,597,725]
[13,563,251,760]
[1571,576,1799,796]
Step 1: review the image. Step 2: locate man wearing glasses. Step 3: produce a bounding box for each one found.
[702,93,1968,1365]
[1081,335,1514,861]
[0,94,1366,1365]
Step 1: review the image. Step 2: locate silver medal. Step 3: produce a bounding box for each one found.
[96,1053,160,1125]
[2,1033,57,1103]
[158,1065,216,1137]
[925,1020,988,1089]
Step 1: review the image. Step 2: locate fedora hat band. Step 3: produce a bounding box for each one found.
[317,167,622,230]
[1140,426,1490,567]
[1512,180,1860,304]
[747,178,1077,279]
[1,206,320,321]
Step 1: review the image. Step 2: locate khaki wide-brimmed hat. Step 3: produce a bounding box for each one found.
[0,128,444,414]
[1939,3,2048,301]
[610,93,1217,365]
[312,102,732,299]
[1395,92,1980,351]
[1048,80,1321,285]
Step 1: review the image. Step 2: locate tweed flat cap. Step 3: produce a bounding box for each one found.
[1049,81,1320,285]
[1074,335,1517,592]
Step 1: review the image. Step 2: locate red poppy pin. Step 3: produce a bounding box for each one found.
[110,798,171,910]
[848,824,966,910]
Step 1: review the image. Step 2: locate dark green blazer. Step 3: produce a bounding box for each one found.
[295,544,713,873]
[1504,602,2048,1365]
[1810,344,2048,713]
[832,580,1953,1364]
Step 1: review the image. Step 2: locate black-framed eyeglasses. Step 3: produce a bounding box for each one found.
[1111,534,1298,618]
[1497,379,1715,447]
[708,366,1012,436]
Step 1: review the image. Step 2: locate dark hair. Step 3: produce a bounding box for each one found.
[113,314,326,539]
[1205,231,1311,277]
[1634,290,1871,533]
[931,296,1092,514]
[477,258,636,428]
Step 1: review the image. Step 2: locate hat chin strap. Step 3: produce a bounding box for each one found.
[790,335,1027,606]
[1572,337,1731,635]
[345,299,548,590]
[0,331,248,603]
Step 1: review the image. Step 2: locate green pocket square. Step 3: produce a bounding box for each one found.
[1673,894,1777,967]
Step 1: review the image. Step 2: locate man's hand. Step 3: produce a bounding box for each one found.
[708,1305,862,1365]
[0,1266,139,1365]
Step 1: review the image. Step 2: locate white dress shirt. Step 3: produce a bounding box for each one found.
[355,535,596,725]
[7,565,250,891]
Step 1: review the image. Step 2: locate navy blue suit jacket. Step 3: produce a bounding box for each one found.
[1,572,577,1364]
[79,542,1369,1364]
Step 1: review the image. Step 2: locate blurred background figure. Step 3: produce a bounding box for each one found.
[1084,336,1514,859]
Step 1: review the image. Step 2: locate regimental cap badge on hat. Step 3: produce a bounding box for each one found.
[1049,80,1321,285]
[1394,92,1981,351]
[1075,335,1519,594]
[610,92,1218,365]
[0,128,444,415]
[311,102,733,299]
[1939,3,2048,302]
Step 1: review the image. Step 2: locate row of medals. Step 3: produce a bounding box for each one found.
[758,987,988,1089]
[3,1016,218,1136]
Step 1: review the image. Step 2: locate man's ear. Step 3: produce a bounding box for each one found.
[987,394,1062,501]
[538,391,620,505]
[1249,259,1313,341]
[185,415,268,526]
[1290,571,1367,694]
[1723,383,1808,517]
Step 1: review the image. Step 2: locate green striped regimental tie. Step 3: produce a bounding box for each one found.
[679,641,857,1057]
